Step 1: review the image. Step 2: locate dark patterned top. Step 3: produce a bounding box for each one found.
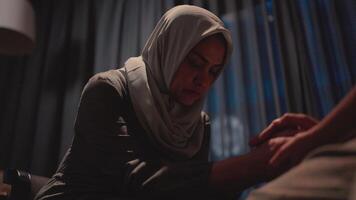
[34,69,224,200]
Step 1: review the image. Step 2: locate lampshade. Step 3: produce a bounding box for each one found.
[0,0,36,55]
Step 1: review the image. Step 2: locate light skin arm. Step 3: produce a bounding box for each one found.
[305,86,356,145]
[251,86,356,166]
[209,86,356,193]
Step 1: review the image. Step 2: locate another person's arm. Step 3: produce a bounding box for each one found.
[302,86,356,145]
[251,86,356,166]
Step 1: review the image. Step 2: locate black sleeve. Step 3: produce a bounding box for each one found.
[71,76,136,189]
[122,113,232,199]
[124,159,235,200]
[72,76,228,199]
[75,76,133,153]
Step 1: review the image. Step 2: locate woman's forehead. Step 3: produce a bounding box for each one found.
[189,35,226,65]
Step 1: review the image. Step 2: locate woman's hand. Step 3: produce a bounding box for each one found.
[268,130,318,168]
[249,131,317,180]
[249,113,318,147]
[210,135,297,193]
[250,135,299,179]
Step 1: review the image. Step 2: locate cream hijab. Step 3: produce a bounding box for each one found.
[124,5,232,159]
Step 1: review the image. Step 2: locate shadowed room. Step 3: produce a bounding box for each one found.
[0,0,355,200]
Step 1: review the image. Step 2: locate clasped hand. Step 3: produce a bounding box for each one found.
[250,113,319,171]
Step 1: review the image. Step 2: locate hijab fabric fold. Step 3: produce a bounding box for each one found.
[124,5,232,159]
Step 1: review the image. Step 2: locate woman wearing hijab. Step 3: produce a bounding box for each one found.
[35,5,285,200]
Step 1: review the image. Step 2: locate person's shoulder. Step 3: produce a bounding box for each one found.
[88,68,127,89]
[84,68,128,97]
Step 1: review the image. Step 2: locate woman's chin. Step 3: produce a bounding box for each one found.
[177,96,200,106]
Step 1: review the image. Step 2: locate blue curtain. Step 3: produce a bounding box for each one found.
[206,0,355,161]
[0,0,175,176]
[0,0,354,189]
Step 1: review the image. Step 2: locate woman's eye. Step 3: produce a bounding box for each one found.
[188,58,202,68]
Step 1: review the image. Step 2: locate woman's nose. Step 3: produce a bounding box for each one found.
[194,71,210,88]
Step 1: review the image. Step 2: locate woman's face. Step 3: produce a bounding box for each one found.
[170,35,226,106]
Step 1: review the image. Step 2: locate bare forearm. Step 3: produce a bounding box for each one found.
[209,145,276,193]
[210,157,264,192]
[308,86,356,145]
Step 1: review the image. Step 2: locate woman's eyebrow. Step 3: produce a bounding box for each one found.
[191,51,224,66]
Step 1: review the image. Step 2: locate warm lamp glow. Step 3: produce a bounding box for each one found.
[0,0,36,55]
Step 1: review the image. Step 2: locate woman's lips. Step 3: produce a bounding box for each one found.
[184,89,202,97]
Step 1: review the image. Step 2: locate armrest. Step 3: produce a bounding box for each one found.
[3,169,49,200]
[3,169,31,200]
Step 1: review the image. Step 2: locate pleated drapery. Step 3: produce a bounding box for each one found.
[0,0,354,179]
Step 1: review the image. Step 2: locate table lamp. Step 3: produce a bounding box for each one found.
[0,0,36,55]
